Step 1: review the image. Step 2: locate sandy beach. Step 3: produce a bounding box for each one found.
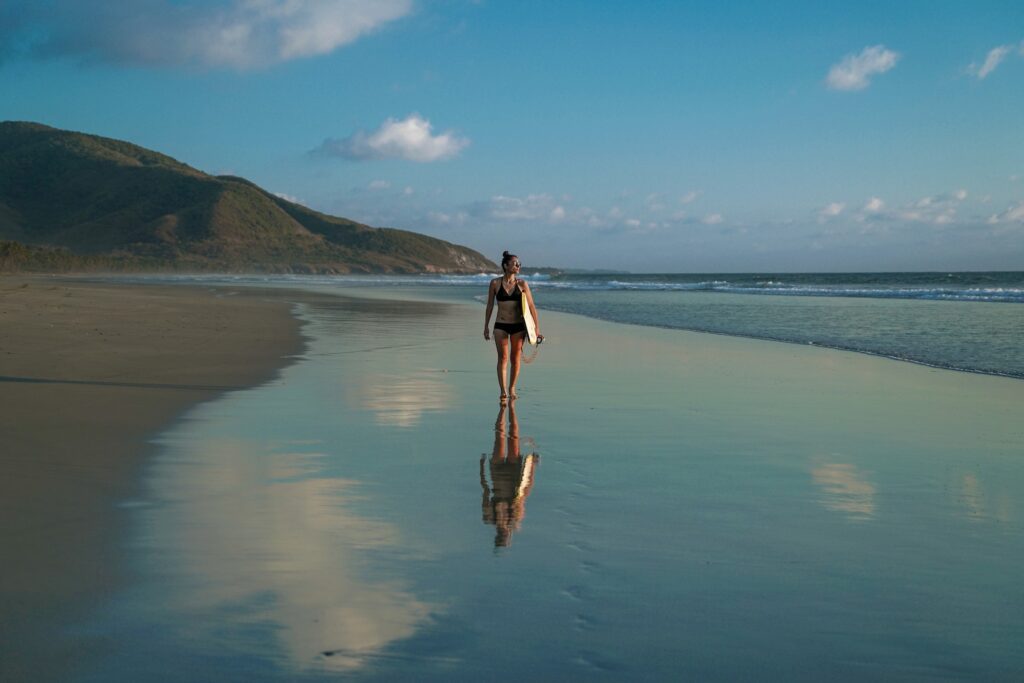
[0,276,305,682]
[4,277,1024,681]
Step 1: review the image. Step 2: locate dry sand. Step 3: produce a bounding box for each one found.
[0,275,305,681]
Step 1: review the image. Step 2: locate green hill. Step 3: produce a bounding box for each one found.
[0,121,495,273]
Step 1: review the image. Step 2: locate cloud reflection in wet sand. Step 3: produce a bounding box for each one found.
[144,438,435,672]
[961,472,985,520]
[357,371,453,427]
[811,461,877,521]
[959,472,1013,523]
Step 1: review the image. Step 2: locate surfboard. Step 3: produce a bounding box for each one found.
[516,454,538,499]
[521,290,538,345]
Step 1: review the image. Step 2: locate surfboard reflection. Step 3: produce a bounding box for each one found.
[480,401,539,548]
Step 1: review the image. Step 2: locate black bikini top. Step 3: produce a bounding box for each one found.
[495,279,521,302]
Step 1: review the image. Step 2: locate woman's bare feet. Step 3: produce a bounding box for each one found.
[499,393,508,404]
[508,389,518,400]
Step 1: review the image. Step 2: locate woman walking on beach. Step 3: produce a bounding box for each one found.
[483,251,543,402]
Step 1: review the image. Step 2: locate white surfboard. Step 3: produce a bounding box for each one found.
[522,290,538,345]
[516,454,537,499]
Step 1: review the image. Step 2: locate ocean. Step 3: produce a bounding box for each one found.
[134,271,1024,379]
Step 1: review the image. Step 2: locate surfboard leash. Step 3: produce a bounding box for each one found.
[522,336,543,364]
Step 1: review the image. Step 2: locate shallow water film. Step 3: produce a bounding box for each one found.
[73,287,1024,681]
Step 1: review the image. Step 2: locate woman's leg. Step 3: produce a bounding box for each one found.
[493,329,510,400]
[507,332,525,398]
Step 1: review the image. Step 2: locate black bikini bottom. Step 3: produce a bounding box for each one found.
[494,321,527,335]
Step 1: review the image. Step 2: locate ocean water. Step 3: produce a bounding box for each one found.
[68,286,1024,681]
[536,271,1024,379]
[130,271,1024,379]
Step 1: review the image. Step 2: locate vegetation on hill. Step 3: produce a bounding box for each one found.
[0,121,495,273]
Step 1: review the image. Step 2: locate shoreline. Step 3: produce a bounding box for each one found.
[543,313,1024,382]
[0,275,308,682]
[302,279,1024,383]
[61,272,1024,382]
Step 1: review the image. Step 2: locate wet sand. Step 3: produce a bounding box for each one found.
[5,279,1024,681]
[0,276,305,682]
[58,282,1024,682]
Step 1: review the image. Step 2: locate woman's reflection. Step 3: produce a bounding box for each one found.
[480,401,539,548]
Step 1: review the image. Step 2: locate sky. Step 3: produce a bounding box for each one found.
[1,0,1022,272]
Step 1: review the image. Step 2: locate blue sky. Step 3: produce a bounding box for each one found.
[2,0,1022,271]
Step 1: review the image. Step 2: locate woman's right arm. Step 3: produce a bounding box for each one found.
[483,279,496,339]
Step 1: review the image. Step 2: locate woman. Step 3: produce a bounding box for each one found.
[483,251,543,402]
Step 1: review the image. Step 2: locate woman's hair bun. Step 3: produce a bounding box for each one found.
[502,250,511,258]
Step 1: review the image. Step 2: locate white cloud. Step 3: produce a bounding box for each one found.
[645,193,666,212]
[402,186,414,196]
[458,194,622,230]
[274,191,302,204]
[427,210,468,227]
[316,115,470,162]
[968,44,1014,79]
[368,179,391,190]
[567,207,604,228]
[826,45,900,91]
[863,197,884,213]
[898,190,967,225]
[848,190,971,227]
[988,201,1024,224]
[4,0,413,69]
[468,194,560,222]
[679,190,702,205]
[702,213,724,225]
[818,202,845,222]
[853,197,884,223]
